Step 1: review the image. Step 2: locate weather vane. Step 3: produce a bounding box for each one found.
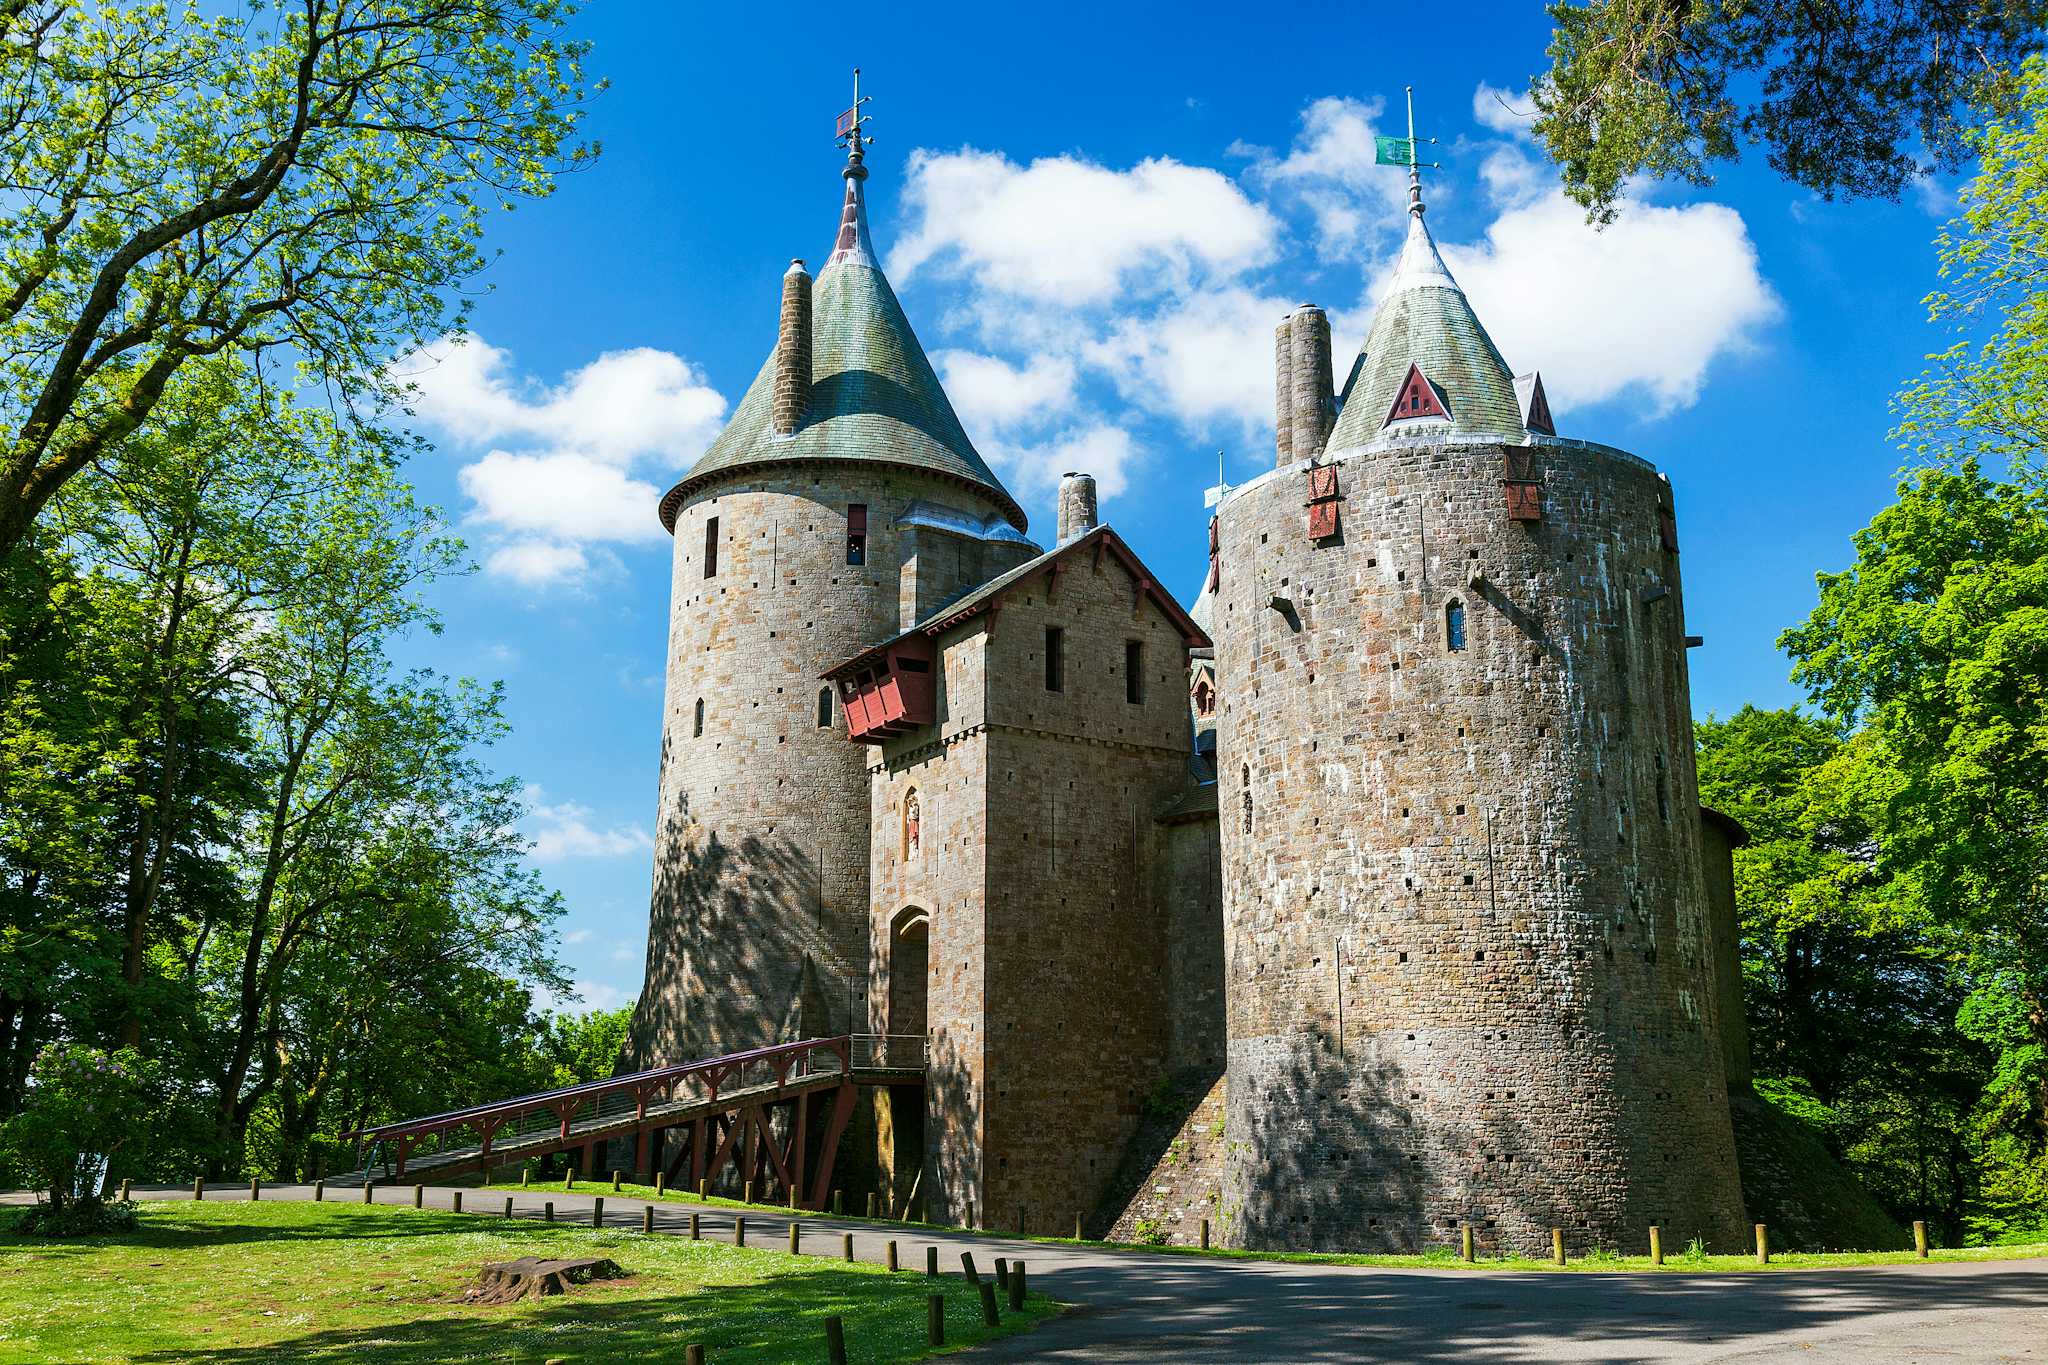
[1374,86,1442,213]
[836,67,873,157]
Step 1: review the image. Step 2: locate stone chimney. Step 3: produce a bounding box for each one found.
[1273,315,1295,466]
[771,258,812,437]
[1056,471,1098,544]
[1288,304,1334,460]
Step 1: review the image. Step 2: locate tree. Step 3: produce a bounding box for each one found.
[1781,466,2048,1167]
[1532,1,2046,221]
[0,0,596,554]
[1,1043,154,1232]
[1897,56,2048,479]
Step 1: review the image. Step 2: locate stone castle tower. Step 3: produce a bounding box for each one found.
[632,136,1035,1065]
[1208,173,1749,1253]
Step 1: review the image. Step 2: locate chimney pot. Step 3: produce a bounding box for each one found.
[1289,305,1335,461]
[1056,472,1098,544]
[771,260,813,437]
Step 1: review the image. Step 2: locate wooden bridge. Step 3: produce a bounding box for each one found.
[336,1035,923,1211]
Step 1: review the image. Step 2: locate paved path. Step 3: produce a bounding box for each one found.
[78,1184,2048,1362]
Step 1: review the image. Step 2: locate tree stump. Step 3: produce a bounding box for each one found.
[466,1256,625,1304]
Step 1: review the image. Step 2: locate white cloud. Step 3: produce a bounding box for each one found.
[983,423,1142,501]
[1472,83,1535,137]
[1087,285,1299,430]
[891,148,1278,305]
[535,979,633,1013]
[523,785,654,862]
[394,333,727,585]
[1248,96,1411,258]
[1440,188,1779,415]
[934,351,1078,438]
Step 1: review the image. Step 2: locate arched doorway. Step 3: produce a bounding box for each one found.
[881,906,929,1215]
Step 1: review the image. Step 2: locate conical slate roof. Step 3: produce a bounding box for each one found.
[1326,203,1526,450]
[660,156,1026,532]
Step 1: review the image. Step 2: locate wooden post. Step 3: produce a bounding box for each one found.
[698,1178,709,1200]
[926,1245,937,1276]
[1462,1224,1474,1262]
[655,1172,666,1197]
[504,1196,514,1218]
[521,1169,529,1187]
[1551,1227,1565,1265]
[960,1250,979,1283]
[250,1179,260,1201]
[1008,1260,1026,1312]
[977,1280,1000,1326]
[691,1211,701,1240]
[927,1293,945,1346]
[1914,1220,1929,1257]
[842,1232,854,1262]
[193,1177,204,1201]
[612,1170,621,1192]
[1016,1206,1025,1235]
[564,1168,575,1192]
[545,1201,554,1223]
[413,1184,423,1209]
[643,1206,654,1234]
[1755,1223,1769,1264]
[744,1178,755,1205]
[1201,1218,1211,1251]
[687,1347,704,1365]
[453,1191,463,1214]
[993,1257,1009,1295]
[887,1240,899,1271]
[362,1182,373,1204]
[790,1222,801,1255]
[313,1180,324,1203]
[966,1199,975,1230]
[735,1216,746,1247]
[834,1189,843,1215]
[789,1184,798,1210]
[1074,1211,1083,1239]
[592,1197,604,1228]
[1650,1225,1663,1266]
[824,1315,848,1365]
[866,1191,876,1218]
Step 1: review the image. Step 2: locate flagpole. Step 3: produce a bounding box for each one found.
[1405,85,1423,215]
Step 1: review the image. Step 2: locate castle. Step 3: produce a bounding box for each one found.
[630,104,1752,1255]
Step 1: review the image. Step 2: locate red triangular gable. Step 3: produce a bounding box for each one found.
[1382,362,1450,428]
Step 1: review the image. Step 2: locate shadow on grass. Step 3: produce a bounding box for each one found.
[124,1265,1053,1365]
[0,1205,486,1259]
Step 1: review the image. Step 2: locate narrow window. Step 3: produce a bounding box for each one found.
[703,516,719,578]
[1445,600,1466,652]
[846,503,867,565]
[817,687,834,729]
[1241,763,1252,833]
[1044,626,1065,692]
[1125,640,1144,704]
[693,698,705,738]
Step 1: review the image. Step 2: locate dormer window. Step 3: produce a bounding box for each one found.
[1382,362,1449,429]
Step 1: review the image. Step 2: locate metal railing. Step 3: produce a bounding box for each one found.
[851,1033,928,1069]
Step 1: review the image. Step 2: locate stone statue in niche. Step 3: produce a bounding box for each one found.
[904,790,921,860]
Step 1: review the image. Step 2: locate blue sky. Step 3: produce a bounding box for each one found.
[387,2,1966,1014]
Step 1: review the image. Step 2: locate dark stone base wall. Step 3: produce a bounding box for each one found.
[1212,435,1748,1255]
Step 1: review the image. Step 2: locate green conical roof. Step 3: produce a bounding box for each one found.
[660,159,1026,532]
[1326,207,1526,450]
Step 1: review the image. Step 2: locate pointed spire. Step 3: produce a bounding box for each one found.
[827,67,877,269]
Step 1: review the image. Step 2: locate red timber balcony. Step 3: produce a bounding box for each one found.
[831,637,934,742]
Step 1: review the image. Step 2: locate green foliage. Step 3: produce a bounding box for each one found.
[0,0,598,552]
[1532,1,2045,221]
[1,1044,154,1220]
[1898,56,2048,476]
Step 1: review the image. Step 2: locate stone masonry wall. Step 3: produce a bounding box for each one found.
[633,467,1024,1069]
[866,543,1201,1232]
[1211,436,1749,1256]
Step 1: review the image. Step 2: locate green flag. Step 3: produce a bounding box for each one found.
[1374,135,1415,166]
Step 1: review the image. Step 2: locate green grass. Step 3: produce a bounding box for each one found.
[478,1179,2048,1273]
[0,1201,1058,1363]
